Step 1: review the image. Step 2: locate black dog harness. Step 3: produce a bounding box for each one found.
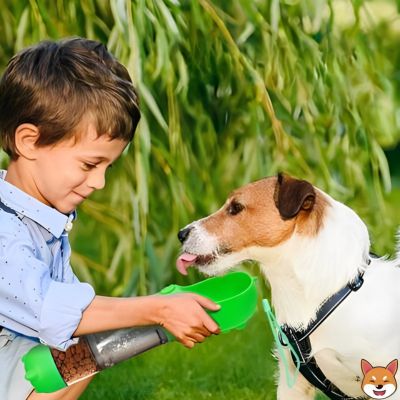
[279,260,371,399]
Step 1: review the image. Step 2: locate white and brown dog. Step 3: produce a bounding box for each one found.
[176,174,400,399]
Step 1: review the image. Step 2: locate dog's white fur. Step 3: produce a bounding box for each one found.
[178,175,400,399]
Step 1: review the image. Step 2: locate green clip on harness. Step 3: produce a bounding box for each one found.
[262,271,365,399]
[262,299,300,388]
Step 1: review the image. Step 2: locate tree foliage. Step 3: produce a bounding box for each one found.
[0,0,399,295]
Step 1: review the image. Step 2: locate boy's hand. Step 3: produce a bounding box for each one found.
[153,293,221,348]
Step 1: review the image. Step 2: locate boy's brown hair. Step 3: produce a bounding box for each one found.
[0,37,140,159]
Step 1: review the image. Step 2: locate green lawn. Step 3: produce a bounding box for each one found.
[81,304,328,399]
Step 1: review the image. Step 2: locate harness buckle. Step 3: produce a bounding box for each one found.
[278,330,288,347]
[348,275,364,292]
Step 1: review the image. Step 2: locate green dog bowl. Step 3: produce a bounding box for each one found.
[159,271,258,333]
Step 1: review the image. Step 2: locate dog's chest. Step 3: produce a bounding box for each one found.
[306,267,400,398]
[312,349,400,400]
[311,346,367,397]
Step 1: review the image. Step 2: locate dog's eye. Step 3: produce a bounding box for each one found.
[227,201,244,216]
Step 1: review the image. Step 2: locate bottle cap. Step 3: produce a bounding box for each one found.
[22,344,67,393]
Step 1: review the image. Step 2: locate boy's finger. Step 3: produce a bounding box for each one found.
[193,325,211,337]
[188,332,206,343]
[193,294,221,311]
[202,315,220,334]
[181,338,195,349]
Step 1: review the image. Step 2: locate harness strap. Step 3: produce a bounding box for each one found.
[280,273,366,400]
[293,274,364,342]
[284,330,357,399]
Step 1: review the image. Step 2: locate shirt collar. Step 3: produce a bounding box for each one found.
[0,170,76,238]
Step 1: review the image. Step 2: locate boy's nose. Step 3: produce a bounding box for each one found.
[87,170,106,190]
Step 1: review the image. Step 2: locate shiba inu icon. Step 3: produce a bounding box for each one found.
[361,359,398,399]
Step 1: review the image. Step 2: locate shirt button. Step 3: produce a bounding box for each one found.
[65,220,73,232]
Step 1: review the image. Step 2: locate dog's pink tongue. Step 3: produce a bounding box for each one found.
[176,253,197,275]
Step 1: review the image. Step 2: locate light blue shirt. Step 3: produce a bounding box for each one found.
[0,170,95,350]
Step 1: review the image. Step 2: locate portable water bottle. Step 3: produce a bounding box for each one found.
[22,271,258,393]
[22,326,170,393]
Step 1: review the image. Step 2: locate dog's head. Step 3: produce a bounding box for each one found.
[176,173,333,276]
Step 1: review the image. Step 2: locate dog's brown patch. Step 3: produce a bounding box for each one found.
[200,176,329,253]
[296,189,329,236]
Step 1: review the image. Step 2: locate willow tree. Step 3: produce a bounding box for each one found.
[0,0,399,295]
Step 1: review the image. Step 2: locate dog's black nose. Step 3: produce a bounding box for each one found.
[178,227,192,243]
[376,385,383,389]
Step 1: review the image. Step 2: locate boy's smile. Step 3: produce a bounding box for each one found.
[6,119,128,214]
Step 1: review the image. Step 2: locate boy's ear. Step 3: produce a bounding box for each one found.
[14,123,40,160]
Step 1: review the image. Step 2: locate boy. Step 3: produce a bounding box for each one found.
[0,37,220,400]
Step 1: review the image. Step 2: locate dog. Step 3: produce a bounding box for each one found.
[176,173,400,399]
[361,359,398,399]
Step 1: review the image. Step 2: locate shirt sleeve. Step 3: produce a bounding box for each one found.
[38,279,95,349]
[0,225,95,350]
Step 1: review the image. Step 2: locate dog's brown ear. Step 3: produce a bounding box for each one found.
[274,173,316,219]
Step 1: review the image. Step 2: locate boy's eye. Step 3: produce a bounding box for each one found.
[82,162,96,171]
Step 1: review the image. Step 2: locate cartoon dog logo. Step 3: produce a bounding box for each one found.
[361,359,398,399]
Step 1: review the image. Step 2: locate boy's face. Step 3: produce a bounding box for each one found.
[21,120,128,214]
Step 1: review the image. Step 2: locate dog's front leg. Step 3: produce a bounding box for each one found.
[277,355,315,400]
